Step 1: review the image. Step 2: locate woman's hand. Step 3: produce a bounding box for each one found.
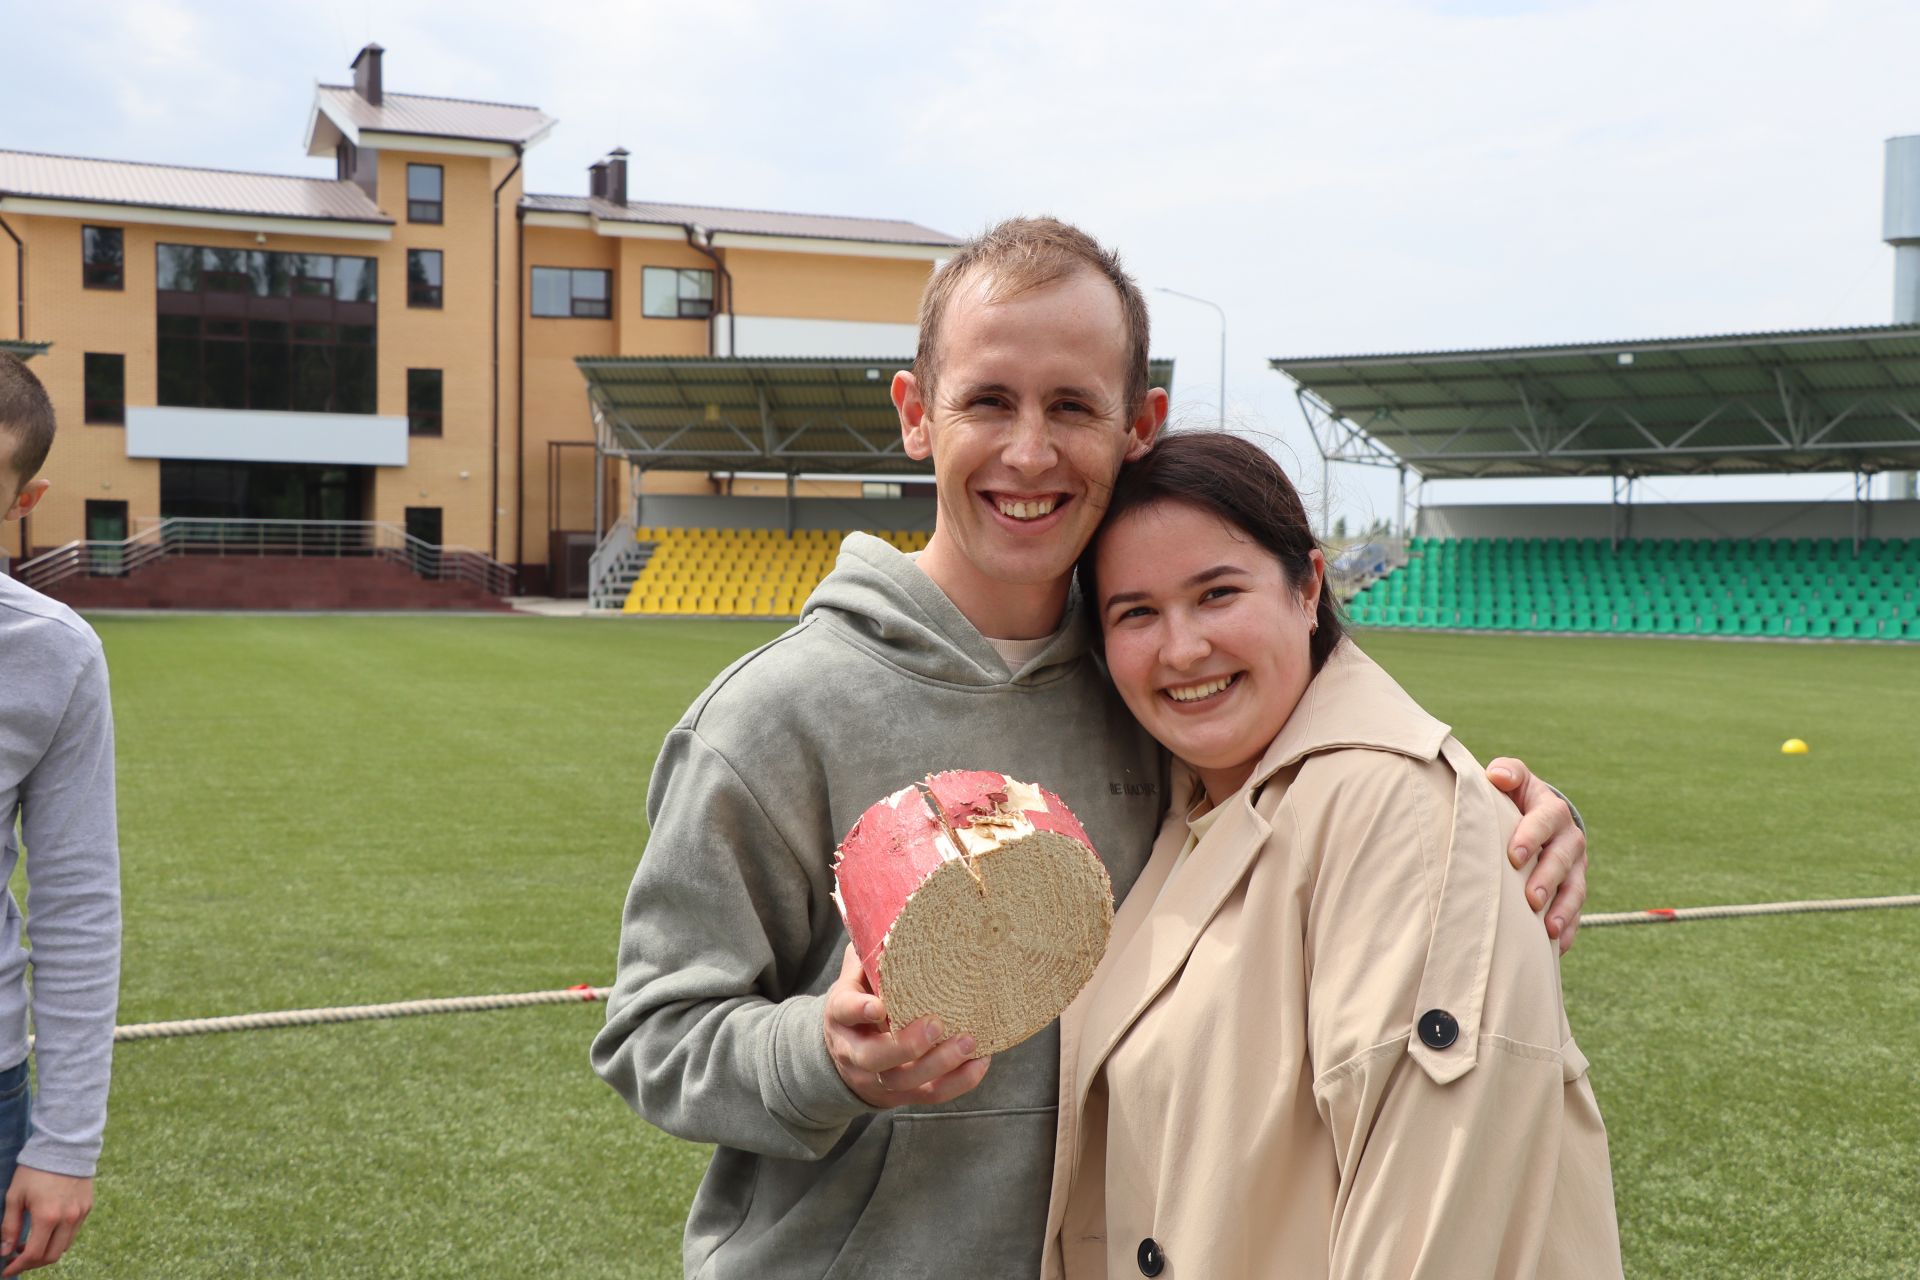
[1486,759,1587,954]
[823,945,990,1108]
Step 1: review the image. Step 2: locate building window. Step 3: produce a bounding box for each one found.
[530,267,611,318]
[155,242,377,416]
[408,250,443,308]
[84,353,125,424]
[82,226,124,290]
[407,369,443,437]
[642,267,714,319]
[407,164,444,223]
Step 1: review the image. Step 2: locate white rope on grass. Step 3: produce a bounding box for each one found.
[1583,893,1920,928]
[108,984,612,1043]
[87,894,1920,1046]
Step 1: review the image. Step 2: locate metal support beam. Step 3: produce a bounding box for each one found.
[1395,466,1408,540]
[1853,470,1871,552]
[1322,454,1332,538]
[785,471,797,537]
[1609,474,1635,550]
[592,446,605,543]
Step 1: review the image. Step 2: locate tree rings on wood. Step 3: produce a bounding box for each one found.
[832,770,1113,1057]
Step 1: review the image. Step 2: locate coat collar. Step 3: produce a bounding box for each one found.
[1062,638,1451,1131]
[1246,636,1451,789]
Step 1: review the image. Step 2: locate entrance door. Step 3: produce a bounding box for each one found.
[404,506,442,578]
[85,500,129,576]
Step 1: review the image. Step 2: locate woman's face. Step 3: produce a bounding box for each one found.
[1095,500,1325,802]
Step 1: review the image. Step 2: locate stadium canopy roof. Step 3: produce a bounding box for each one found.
[1271,324,1920,480]
[579,356,1175,474]
[0,341,49,360]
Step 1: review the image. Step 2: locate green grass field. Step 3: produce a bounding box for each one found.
[35,617,1920,1277]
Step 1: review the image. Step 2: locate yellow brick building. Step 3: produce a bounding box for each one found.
[0,43,956,592]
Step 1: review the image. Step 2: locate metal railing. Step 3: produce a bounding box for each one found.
[586,515,639,610]
[13,518,516,599]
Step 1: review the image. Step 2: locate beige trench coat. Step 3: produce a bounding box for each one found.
[1041,640,1622,1279]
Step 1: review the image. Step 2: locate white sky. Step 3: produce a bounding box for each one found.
[6,0,1918,527]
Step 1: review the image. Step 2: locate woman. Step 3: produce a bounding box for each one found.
[1041,433,1621,1279]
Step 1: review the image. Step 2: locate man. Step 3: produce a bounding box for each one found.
[592,219,1586,1278]
[0,352,121,1276]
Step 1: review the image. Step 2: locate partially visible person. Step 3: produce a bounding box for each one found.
[0,353,120,1276]
[1044,432,1620,1279]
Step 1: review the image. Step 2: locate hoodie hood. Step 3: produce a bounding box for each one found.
[803,532,1094,687]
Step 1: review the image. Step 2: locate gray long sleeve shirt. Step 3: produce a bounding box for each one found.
[0,573,120,1178]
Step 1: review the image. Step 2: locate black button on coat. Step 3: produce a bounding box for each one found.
[1136,1237,1164,1276]
[1418,1008,1460,1049]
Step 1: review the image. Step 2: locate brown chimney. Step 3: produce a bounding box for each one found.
[352,43,385,106]
[588,160,609,202]
[606,148,629,207]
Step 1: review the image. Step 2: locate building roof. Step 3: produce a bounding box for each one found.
[0,149,390,225]
[522,193,961,247]
[579,356,1173,473]
[312,84,556,147]
[1272,324,1920,480]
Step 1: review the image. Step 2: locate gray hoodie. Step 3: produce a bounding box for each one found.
[592,534,1166,1279]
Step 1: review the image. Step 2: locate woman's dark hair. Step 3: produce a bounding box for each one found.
[1078,430,1346,672]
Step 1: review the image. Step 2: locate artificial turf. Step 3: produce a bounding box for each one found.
[29,617,1919,1277]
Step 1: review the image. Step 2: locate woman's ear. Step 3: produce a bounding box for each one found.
[1302,547,1328,618]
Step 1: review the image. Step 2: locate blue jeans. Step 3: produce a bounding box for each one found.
[0,1058,30,1259]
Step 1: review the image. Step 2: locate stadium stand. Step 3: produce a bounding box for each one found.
[1346,536,1920,639]
[621,527,929,616]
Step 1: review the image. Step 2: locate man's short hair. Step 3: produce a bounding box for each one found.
[0,353,56,483]
[914,216,1151,417]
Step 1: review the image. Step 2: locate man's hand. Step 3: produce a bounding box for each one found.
[1,1167,92,1276]
[824,945,990,1108]
[1486,757,1587,955]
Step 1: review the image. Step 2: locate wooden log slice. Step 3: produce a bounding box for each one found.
[831,770,1113,1057]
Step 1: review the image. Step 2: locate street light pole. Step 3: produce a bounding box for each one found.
[1155,287,1226,429]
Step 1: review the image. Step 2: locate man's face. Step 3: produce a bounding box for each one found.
[894,268,1165,596]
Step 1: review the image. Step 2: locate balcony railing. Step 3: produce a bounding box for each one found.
[12,518,516,599]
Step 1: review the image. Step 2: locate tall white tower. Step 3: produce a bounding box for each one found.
[1885,135,1920,499]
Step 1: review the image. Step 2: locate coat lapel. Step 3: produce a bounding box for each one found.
[1070,768,1272,1111]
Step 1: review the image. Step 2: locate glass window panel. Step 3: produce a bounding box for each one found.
[248,250,290,297]
[158,330,199,406]
[531,267,571,317]
[294,323,335,343]
[204,340,247,409]
[247,338,291,411]
[642,268,678,318]
[338,324,376,346]
[156,244,200,292]
[83,353,125,423]
[248,320,289,342]
[572,270,608,301]
[334,346,375,414]
[408,250,443,307]
[680,269,714,302]
[407,368,443,437]
[407,165,443,201]
[206,319,245,339]
[82,227,124,289]
[292,345,335,413]
[333,256,375,303]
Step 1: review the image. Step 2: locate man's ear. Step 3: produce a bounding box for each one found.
[894,370,932,460]
[2,477,48,522]
[1124,386,1169,462]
